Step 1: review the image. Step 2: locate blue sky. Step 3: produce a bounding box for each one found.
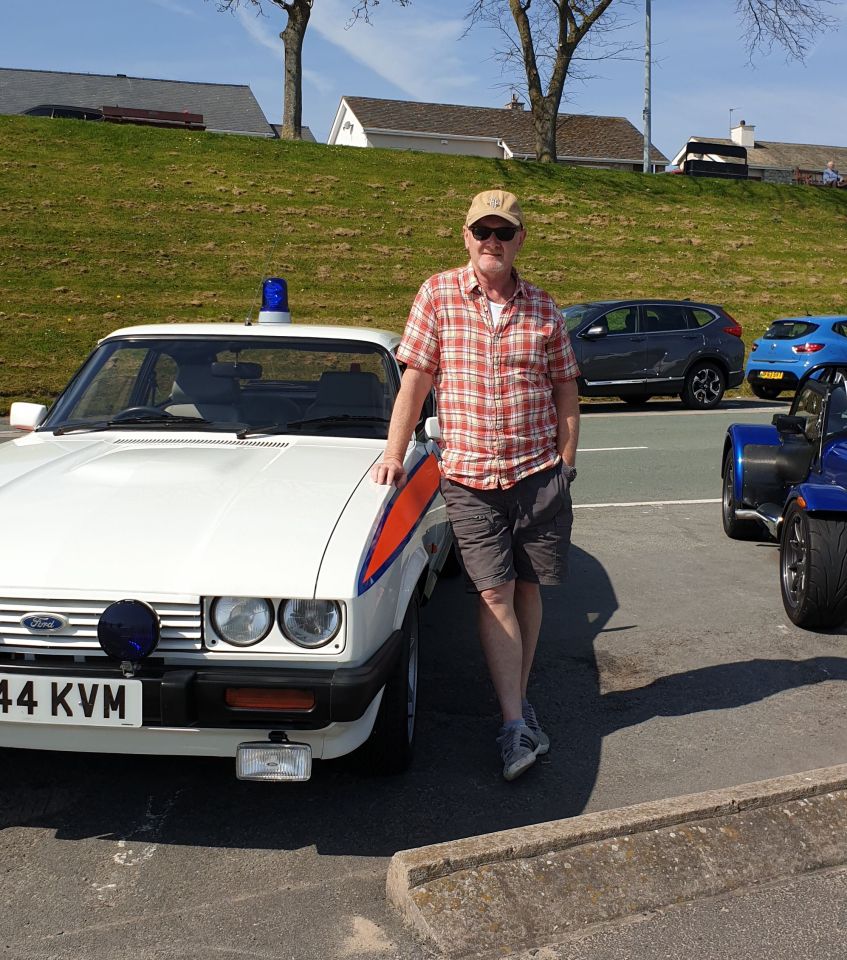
[3,0,845,159]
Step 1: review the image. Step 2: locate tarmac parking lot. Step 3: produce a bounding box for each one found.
[3,400,847,959]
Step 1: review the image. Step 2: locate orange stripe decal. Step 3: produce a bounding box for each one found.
[361,454,440,587]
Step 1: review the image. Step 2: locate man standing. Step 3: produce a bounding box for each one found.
[822,160,844,186]
[371,189,580,781]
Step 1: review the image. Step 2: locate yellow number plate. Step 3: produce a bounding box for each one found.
[759,371,784,380]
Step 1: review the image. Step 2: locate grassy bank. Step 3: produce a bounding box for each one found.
[1,115,845,411]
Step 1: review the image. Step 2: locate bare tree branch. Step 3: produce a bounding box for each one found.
[735,0,838,60]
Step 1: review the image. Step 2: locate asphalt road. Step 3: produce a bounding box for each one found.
[5,398,847,960]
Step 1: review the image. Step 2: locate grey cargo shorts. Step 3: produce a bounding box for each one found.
[440,462,573,593]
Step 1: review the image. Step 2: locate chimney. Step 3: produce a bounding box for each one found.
[506,93,525,112]
[731,120,755,148]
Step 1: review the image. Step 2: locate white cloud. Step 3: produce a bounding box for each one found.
[304,67,334,96]
[236,6,284,62]
[146,0,199,18]
[310,0,476,100]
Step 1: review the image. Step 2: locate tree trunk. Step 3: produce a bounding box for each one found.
[279,0,311,140]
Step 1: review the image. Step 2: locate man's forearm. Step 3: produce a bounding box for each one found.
[553,379,580,466]
[383,368,434,462]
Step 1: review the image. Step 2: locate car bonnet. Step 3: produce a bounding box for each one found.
[0,436,381,598]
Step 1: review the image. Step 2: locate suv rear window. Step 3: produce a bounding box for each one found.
[764,320,819,340]
[689,308,717,327]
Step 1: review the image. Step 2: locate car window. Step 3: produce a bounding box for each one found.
[602,307,638,335]
[794,385,824,441]
[688,308,716,328]
[642,305,691,333]
[70,347,150,419]
[764,321,819,340]
[44,337,397,438]
[832,322,847,339]
[562,305,593,333]
[825,384,847,436]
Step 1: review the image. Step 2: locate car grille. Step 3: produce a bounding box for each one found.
[0,595,202,652]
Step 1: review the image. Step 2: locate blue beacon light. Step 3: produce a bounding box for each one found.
[258,277,291,324]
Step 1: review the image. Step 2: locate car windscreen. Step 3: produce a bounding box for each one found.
[763,320,819,340]
[42,336,398,439]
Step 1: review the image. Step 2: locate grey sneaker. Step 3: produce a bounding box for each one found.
[497,722,541,781]
[522,701,550,755]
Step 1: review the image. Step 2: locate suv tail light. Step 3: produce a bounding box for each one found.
[721,311,743,338]
[792,343,825,353]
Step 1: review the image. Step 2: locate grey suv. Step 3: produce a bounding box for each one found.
[563,299,745,409]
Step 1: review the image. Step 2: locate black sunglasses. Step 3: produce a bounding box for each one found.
[469,224,519,242]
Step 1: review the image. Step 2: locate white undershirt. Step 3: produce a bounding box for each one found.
[487,299,505,324]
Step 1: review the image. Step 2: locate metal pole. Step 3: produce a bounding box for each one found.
[643,0,652,173]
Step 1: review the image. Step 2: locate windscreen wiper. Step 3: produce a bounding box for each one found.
[53,414,210,435]
[286,415,390,429]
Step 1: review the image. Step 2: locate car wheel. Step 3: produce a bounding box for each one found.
[680,362,726,409]
[750,383,783,401]
[358,593,420,774]
[780,501,847,629]
[721,452,760,540]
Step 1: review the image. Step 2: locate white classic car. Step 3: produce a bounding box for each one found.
[0,281,451,781]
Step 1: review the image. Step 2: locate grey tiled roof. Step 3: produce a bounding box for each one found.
[0,67,273,136]
[686,136,847,171]
[343,96,668,163]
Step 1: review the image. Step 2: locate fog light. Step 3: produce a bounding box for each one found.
[236,741,312,781]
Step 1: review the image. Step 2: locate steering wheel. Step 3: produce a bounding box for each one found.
[111,406,173,421]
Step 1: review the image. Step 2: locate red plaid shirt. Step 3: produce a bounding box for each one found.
[397,263,579,489]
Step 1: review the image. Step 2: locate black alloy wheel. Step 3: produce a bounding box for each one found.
[721,452,760,540]
[681,362,726,409]
[780,501,847,628]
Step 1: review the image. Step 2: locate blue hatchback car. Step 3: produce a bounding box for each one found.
[746,315,847,400]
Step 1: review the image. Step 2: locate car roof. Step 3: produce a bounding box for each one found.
[571,298,721,309]
[767,316,847,323]
[99,323,402,350]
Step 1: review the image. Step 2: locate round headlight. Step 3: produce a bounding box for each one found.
[98,599,160,660]
[210,597,273,647]
[279,599,341,648]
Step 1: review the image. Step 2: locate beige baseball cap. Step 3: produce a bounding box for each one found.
[465,189,524,228]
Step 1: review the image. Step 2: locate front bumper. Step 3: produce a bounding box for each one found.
[0,629,402,731]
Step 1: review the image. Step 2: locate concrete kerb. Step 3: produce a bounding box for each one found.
[387,763,847,957]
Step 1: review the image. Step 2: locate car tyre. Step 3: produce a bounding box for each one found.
[780,501,847,629]
[750,383,783,401]
[722,452,760,540]
[358,593,419,775]
[681,362,726,409]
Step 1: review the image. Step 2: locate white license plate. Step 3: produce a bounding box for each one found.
[0,673,142,727]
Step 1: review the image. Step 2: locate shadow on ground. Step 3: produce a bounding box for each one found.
[2,543,845,857]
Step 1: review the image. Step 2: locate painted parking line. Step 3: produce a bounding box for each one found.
[578,446,649,452]
[574,497,720,510]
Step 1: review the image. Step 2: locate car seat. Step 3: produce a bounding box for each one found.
[304,371,386,421]
[165,364,240,421]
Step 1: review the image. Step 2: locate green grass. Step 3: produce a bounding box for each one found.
[1,115,846,412]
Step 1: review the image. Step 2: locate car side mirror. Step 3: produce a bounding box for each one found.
[9,402,47,431]
[423,416,442,441]
[773,414,806,435]
[580,323,607,340]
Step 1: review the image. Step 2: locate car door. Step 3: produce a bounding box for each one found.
[641,303,705,384]
[576,305,647,385]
